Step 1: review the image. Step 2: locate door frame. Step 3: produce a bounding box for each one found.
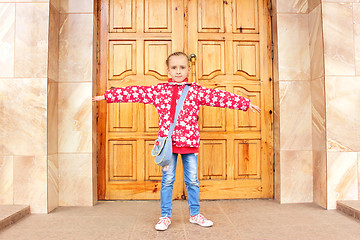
[95,0,274,200]
[96,0,108,199]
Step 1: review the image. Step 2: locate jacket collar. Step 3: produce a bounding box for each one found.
[168,78,189,85]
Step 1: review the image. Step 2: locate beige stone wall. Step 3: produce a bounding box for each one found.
[274,0,360,209]
[0,0,97,213]
[273,0,314,204]
[0,1,50,213]
[309,0,327,209]
[48,0,60,213]
[322,0,360,209]
[57,0,96,207]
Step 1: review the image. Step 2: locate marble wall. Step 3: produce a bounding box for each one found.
[273,0,314,203]
[309,1,327,209]
[57,0,96,207]
[47,0,60,213]
[322,0,360,209]
[274,0,360,209]
[0,0,96,213]
[0,1,50,213]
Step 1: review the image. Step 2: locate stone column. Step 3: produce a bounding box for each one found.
[0,1,50,213]
[48,0,60,213]
[58,0,97,207]
[309,0,327,209]
[322,1,360,209]
[273,0,314,204]
[0,0,97,213]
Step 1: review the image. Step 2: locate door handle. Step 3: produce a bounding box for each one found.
[189,53,197,62]
[189,54,197,83]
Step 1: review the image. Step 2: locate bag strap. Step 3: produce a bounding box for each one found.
[167,84,190,138]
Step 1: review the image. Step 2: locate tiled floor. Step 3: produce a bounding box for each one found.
[0,199,359,240]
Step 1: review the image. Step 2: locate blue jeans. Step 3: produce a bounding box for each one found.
[160,153,200,217]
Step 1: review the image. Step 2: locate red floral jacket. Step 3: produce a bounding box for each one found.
[104,83,250,148]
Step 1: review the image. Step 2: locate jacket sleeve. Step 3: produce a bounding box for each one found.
[197,85,251,111]
[104,85,156,105]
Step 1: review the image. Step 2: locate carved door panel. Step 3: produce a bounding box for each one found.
[186,0,273,199]
[97,0,273,200]
[98,0,186,200]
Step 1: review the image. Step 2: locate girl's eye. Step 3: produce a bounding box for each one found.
[171,67,176,69]
[181,66,185,69]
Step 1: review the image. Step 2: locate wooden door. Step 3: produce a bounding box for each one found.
[97,0,187,200]
[186,0,273,199]
[97,0,273,200]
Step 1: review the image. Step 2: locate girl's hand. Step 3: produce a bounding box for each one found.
[249,103,261,113]
[92,95,105,102]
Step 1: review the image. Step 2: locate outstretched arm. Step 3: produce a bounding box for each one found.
[92,85,157,104]
[197,85,260,112]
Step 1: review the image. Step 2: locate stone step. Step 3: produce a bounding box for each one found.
[337,200,360,221]
[0,205,30,231]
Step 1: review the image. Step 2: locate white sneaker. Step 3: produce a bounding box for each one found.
[155,216,171,231]
[189,214,213,227]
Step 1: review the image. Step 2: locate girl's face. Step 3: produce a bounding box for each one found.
[167,55,190,83]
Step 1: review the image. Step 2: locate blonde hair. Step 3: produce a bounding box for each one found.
[166,52,189,67]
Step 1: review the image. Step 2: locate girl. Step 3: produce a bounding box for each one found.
[93,52,260,231]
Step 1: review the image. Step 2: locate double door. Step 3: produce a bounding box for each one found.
[97,0,273,200]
